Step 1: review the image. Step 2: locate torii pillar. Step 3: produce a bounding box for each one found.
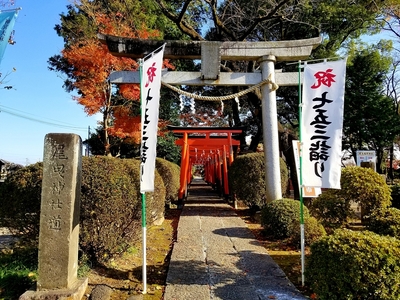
[260,55,281,201]
[99,34,321,203]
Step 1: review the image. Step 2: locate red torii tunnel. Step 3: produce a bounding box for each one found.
[168,126,244,202]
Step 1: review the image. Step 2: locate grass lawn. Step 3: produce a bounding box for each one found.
[0,247,37,300]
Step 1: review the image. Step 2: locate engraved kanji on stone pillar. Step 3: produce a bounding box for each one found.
[37,133,82,290]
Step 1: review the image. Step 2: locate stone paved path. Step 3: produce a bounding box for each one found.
[164,178,307,300]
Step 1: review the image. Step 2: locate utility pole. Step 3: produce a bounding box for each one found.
[87,126,91,156]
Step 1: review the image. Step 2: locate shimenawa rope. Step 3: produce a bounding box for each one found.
[161,74,278,101]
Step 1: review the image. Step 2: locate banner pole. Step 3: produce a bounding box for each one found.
[139,58,147,294]
[138,45,165,294]
[298,60,305,286]
[141,192,147,294]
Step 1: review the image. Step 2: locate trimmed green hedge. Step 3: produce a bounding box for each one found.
[81,157,138,263]
[365,207,400,238]
[155,158,180,205]
[340,166,391,218]
[306,229,400,300]
[0,163,42,246]
[0,157,167,264]
[289,216,326,247]
[260,198,309,239]
[229,152,289,208]
[310,190,352,232]
[311,166,392,229]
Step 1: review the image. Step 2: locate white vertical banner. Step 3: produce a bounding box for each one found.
[292,140,321,197]
[301,59,346,188]
[140,44,165,193]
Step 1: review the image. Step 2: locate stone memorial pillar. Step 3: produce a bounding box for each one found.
[20,133,87,300]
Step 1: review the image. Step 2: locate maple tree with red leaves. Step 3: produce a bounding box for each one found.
[50,1,174,156]
[62,39,140,155]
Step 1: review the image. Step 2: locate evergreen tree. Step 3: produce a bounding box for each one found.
[344,47,400,172]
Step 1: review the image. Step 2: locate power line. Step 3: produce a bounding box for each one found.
[0,104,89,131]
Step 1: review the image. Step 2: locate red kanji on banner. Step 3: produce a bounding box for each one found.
[145,62,157,87]
[311,68,336,89]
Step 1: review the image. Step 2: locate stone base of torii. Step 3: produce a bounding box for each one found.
[99,34,321,203]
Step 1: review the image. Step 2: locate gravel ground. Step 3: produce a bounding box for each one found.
[0,227,18,249]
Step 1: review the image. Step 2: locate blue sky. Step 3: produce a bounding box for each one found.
[0,1,99,166]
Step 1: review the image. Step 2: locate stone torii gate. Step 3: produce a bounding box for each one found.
[99,34,321,202]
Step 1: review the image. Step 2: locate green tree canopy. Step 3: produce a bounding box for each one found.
[343,46,400,172]
[155,0,397,150]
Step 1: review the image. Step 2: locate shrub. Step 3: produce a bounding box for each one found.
[0,157,166,264]
[79,157,141,263]
[155,158,180,205]
[80,157,165,263]
[122,158,166,225]
[306,229,400,300]
[142,161,166,225]
[310,190,353,233]
[390,183,400,209]
[0,163,43,246]
[365,207,400,238]
[341,166,391,218]
[310,166,391,227]
[260,198,309,239]
[289,216,326,247]
[229,152,289,208]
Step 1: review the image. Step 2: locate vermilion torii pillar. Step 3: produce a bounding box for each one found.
[99,34,321,203]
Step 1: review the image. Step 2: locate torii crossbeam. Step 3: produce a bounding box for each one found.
[99,34,321,203]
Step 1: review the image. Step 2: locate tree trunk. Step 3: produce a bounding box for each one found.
[230,97,247,149]
[279,128,299,199]
[247,92,262,152]
[389,144,394,182]
[376,147,384,174]
[103,83,113,157]
[103,109,111,156]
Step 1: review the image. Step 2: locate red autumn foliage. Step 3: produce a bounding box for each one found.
[64,41,138,116]
[62,10,174,146]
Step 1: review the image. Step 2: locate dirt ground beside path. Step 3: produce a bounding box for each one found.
[82,209,180,300]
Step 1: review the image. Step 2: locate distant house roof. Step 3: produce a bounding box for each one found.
[0,159,23,168]
[0,159,23,182]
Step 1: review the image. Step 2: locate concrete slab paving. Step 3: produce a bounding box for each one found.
[164,178,307,300]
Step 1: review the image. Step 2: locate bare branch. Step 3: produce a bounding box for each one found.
[238,0,288,41]
[155,0,204,40]
[209,0,238,40]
